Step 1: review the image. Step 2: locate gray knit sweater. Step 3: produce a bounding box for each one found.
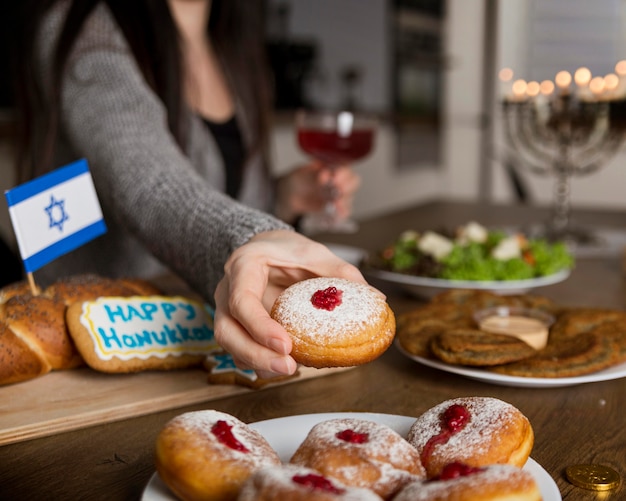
[33,2,291,302]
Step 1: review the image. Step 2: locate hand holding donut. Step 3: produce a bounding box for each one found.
[213,230,366,378]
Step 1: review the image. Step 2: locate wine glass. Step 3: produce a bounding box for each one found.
[295,109,376,233]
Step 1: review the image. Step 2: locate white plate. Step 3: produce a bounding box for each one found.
[323,243,367,266]
[396,341,626,388]
[364,267,571,298]
[142,412,561,500]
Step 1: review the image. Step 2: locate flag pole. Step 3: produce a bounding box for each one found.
[27,272,40,296]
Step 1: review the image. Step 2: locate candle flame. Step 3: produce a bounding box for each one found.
[526,81,540,97]
[604,73,619,92]
[555,71,572,89]
[512,79,528,98]
[540,80,555,95]
[574,67,591,87]
[499,68,514,82]
[589,76,605,95]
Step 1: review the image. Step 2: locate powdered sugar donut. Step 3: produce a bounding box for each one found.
[270,277,395,368]
[407,397,534,478]
[238,464,383,500]
[393,463,541,501]
[290,418,425,499]
[155,410,281,501]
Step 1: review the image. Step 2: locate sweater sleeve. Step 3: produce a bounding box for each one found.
[37,3,291,298]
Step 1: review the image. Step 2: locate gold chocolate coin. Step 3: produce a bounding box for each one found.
[565,464,620,491]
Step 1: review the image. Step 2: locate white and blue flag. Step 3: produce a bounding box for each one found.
[5,158,107,273]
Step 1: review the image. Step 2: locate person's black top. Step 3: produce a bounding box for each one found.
[202,116,245,199]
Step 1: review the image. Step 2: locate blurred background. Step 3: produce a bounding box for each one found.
[1,0,625,246]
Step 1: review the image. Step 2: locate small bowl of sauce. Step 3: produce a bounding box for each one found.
[473,307,555,350]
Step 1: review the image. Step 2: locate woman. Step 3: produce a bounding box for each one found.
[12,0,364,376]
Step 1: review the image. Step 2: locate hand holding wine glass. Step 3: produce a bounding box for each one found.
[296,109,376,233]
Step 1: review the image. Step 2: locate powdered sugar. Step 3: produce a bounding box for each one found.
[169,410,280,468]
[290,418,425,497]
[393,464,537,500]
[272,278,384,341]
[407,397,522,466]
[239,464,383,500]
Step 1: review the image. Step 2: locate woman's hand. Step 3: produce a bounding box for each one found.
[213,230,365,378]
[274,161,361,225]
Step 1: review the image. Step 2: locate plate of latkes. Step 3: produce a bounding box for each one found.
[142,412,561,501]
[396,342,626,389]
[364,267,571,298]
[394,289,626,387]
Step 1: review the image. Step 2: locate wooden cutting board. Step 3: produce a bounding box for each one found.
[0,365,347,446]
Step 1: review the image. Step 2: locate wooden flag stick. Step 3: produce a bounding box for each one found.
[27,272,40,296]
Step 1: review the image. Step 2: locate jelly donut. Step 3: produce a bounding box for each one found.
[155,410,281,501]
[237,464,383,500]
[407,397,534,478]
[393,462,541,501]
[270,277,395,368]
[290,418,424,499]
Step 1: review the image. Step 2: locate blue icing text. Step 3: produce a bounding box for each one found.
[97,323,214,349]
[104,300,197,323]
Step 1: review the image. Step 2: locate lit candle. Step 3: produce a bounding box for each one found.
[511,79,528,101]
[574,67,592,87]
[589,76,606,100]
[604,73,619,100]
[555,70,572,94]
[526,81,540,98]
[574,67,593,101]
[540,80,555,96]
[498,67,514,101]
[532,81,551,120]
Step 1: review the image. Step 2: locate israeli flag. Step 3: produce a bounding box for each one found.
[5,158,107,273]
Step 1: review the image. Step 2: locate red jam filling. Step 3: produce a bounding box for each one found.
[292,473,346,494]
[336,429,369,444]
[442,404,471,432]
[434,462,484,481]
[421,404,471,466]
[211,420,249,453]
[311,286,343,311]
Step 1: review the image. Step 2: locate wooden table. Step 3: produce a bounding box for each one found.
[1,200,624,500]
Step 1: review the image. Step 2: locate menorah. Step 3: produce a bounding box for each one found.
[500,67,626,244]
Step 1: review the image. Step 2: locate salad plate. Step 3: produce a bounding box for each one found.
[364,267,570,298]
[142,412,561,500]
[364,222,573,298]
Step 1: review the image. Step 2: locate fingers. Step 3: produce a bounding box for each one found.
[214,278,298,376]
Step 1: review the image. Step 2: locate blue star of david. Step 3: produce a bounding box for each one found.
[45,195,69,232]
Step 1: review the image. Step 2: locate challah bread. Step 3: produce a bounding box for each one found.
[0,294,83,370]
[0,280,41,303]
[0,274,164,386]
[0,322,51,385]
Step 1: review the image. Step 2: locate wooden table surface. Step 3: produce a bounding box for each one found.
[1,200,624,500]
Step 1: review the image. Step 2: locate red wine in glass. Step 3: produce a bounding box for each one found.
[297,128,373,164]
[295,110,376,233]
